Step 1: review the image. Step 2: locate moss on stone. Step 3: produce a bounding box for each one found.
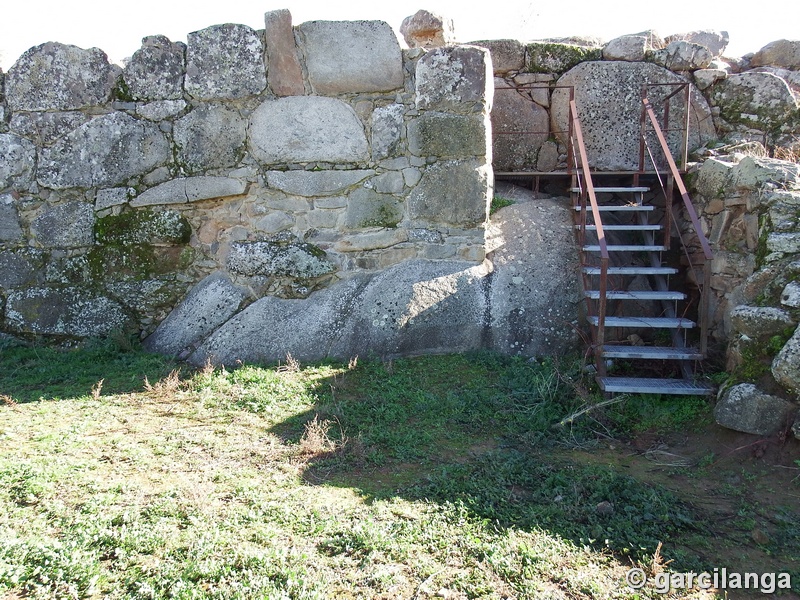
[524,42,601,74]
[87,245,189,281]
[95,209,191,246]
[112,74,134,102]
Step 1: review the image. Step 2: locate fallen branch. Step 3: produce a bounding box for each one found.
[553,396,626,428]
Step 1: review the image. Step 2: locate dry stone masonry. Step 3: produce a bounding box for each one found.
[1,8,800,438]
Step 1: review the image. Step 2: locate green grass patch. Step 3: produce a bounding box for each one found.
[0,346,796,598]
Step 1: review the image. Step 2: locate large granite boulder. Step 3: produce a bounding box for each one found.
[416,46,493,112]
[730,305,795,338]
[143,272,249,357]
[407,159,490,227]
[37,112,171,189]
[5,42,118,111]
[715,383,796,436]
[400,10,456,49]
[173,104,247,173]
[9,112,90,146]
[650,40,714,71]
[407,112,488,158]
[751,40,800,70]
[525,41,602,74]
[265,170,373,197]
[124,35,185,101]
[185,24,266,100]
[249,96,369,164]
[664,30,729,58]
[711,72,799,133]
[552,61,715,171]
[296,21,403,94]
[487,187,581,356]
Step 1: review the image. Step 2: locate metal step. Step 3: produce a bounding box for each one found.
[574,205,654,212]
[578,224,662,231]
[585,290,686,300]
[601,345,704,360]
[583,266,678,276]
[598,376,714,395]
[583,245,665,252]
[571,187,650,193]
[589,316,695,328]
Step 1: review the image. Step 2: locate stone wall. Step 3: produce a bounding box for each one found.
[0,12,498,346]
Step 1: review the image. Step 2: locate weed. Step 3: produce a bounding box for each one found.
[490,195,515,215]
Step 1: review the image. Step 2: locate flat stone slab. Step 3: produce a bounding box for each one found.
[131,177,247,207]
[227,240,335,278]
[296,20,403,94]
[552,61,715,171]
[407,159,490,227]
[143,272,249,357]
[266,170,373,197]
[249,97,369,164]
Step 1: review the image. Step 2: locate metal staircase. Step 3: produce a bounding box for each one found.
[567,90,715,396]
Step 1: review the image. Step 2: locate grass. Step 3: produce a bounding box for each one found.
[0,342,798,598]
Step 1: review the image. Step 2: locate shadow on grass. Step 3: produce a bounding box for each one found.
[0,338,183,403]
[266,352,712,572]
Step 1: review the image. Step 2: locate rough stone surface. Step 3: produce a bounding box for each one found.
[5,287,131,337]
[781,281,800,308]
[264,10,305,97]
[486,189,581,355]
[95,209,190,245]
[0,134,36,191]
[266,170,373,197]
[371,104,405,160]
[185,24,266,100]
[135,100,187,121]
[227,240,335,278]
[400,10,455,49]
[694,68,727,91]
[6,42,117,111]
[37,112,170,189]
[173,104,246,173]
[773,325,800,391]
[333,228,407,252]
[30,202,94,248]
[407,112,487,158]
[188,276,370,366]
[408,159,490,227]
[124,35,185,101]
[651,40,713,71]
[603,35,649,62]
[0,249,46,288]
[469,40,525,74]
[552,62,715,170]
[492,78,549,170]
[297,21,403,94]
[131,177,247,207]
[751,40,800,70]
[536,140,560,171]
[715,383,796,435]
[340,188,403,230]
[143,272,248,357]
[525,42,602,74]
[329,260,490,359]
[711,72,799,133]
[95,188,132,210]
[730,305,795,337]
[766,233,800,255]
[9,111,90,146]
[249,97,369,164]
[416,46,493,112]
[665,30,729,57]
[0,196,23,242]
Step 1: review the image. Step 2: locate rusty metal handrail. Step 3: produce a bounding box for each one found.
[569,99,609,376]
[642,97,713,354]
